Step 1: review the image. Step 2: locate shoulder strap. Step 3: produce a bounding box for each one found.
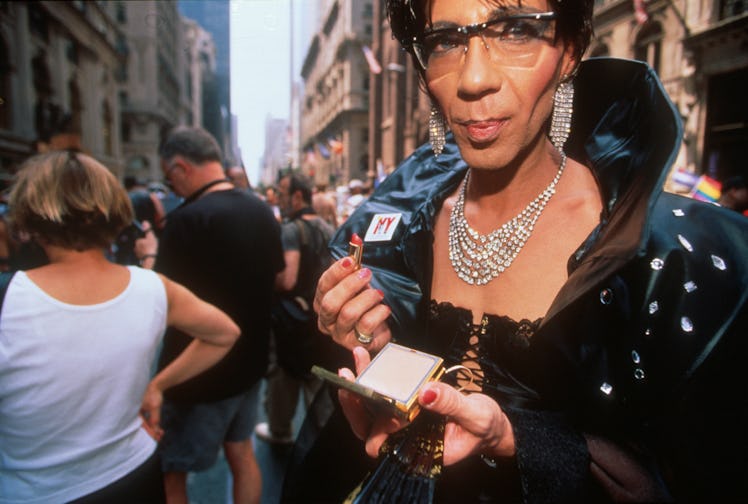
[0,271,16,317]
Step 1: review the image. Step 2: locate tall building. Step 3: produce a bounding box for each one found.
[117,0,187,182]
[262,116,290,187]
[182,18,215,130]
[178,0,235,166]
[0,1,126,176]
[299,0,374,189]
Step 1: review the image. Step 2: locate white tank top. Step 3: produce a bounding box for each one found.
[0,266,168,503]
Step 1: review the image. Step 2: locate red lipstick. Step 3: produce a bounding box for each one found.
[348,233,364,269]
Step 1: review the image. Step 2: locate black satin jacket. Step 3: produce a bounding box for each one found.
[329,59,748,501]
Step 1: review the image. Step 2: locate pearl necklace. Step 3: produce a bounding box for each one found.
[448,153,567,285]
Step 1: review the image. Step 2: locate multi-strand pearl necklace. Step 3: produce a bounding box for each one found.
[448,153,567,285]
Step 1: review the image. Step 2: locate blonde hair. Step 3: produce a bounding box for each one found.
[8,151,133,251]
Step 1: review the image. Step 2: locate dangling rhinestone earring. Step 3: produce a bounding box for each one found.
[429,105,446,157]
[550,79,574,153]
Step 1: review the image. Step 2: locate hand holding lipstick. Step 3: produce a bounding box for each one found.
[313,233,392,352]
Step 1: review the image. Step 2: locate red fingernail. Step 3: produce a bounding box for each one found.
[357,268,370,279]
[341,257,353,268]
[422,389,437,405]
[376,289,384,298]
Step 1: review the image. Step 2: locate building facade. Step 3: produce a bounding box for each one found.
[591,0,748,189]
[299,0,374,189]
[368,0,430,186]
[0,1,126,177]
[0,0,225,186]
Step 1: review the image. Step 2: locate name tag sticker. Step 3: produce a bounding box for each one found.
[364,213,402,242]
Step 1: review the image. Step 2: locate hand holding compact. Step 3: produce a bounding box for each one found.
[417,380,516,465]
[338,346,516,465]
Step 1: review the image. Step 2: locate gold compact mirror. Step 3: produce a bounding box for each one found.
[313,342,471,421]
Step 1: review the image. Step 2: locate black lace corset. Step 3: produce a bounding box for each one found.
[426,300,543,409]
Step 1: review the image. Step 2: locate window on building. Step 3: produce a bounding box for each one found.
[703,68,748,180]
[323,2,339,36]
[116,1,127,23]
[0,36,10,130]
[31,51,52,96]
[116,35,128,56]
[65,39,78,64]
[121,119,131,142]
[69,79,81,133]
[721,0,748,19]
[589,42,609,57]
[634,21,662,74]
[28,4,49,42]
[116,62,128,82]
[102,101,113,156]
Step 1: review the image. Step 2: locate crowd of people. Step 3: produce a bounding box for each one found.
[0,125,356,503]
[0,150,241,503]
[1,1,747,502]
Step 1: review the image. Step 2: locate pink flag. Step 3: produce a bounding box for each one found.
[634,0,648,24]
[362,45,382,74]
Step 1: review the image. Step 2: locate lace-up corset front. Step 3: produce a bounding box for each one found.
[427,300,543,409]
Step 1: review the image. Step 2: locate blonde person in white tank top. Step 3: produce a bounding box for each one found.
[0,151,240,504]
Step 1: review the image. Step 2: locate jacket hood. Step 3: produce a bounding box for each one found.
[567,57,683,256]
[549,58,683,320]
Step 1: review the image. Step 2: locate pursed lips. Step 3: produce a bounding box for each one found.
[456,118,508,143]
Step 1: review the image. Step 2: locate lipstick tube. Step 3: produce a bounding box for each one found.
[348,232,363,269]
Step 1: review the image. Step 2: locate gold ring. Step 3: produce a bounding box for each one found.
[354,327,373,344]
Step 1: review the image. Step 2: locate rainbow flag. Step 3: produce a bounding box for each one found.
[690,175,722,202]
